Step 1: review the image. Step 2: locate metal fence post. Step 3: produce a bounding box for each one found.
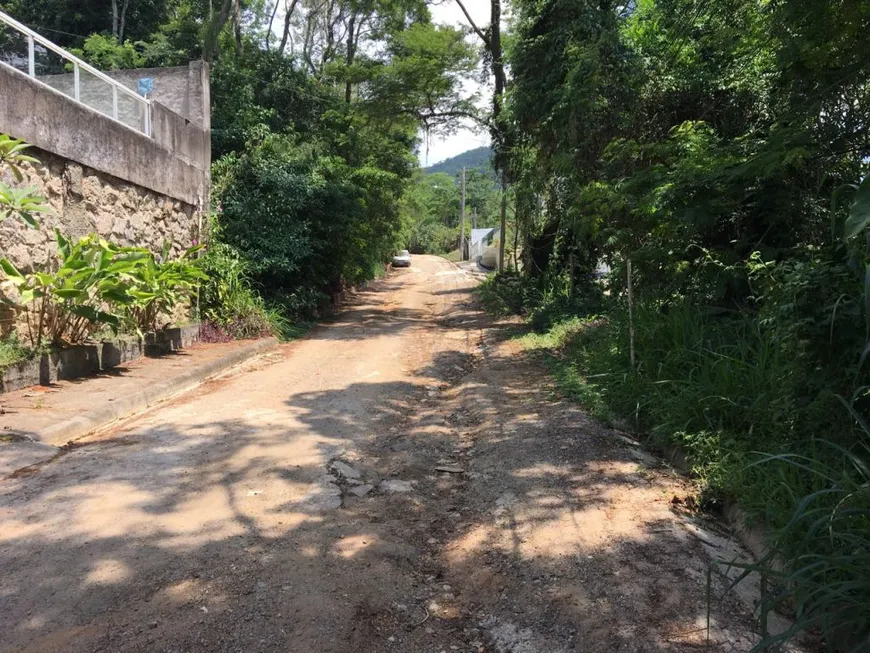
[73,63,80,102]
[27,35,35,77]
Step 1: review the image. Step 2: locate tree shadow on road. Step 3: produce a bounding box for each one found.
[0,305,765,653]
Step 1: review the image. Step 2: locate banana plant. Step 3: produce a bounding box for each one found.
[0,232,141,346]
[120,243,205,334]
[0,134,51,228]
[1,230,207,346]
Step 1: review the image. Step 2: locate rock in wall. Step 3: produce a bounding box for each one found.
[0,147,203,271]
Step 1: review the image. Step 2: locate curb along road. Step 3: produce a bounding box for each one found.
[1,337,279,476]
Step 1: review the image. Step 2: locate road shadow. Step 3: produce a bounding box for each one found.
[309,307,430,342]
[280,321,766,650]
[0,275,767,653]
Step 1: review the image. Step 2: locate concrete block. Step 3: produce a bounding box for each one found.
[0,324,202,393]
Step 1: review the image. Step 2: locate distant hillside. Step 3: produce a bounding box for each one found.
[425,146,493,176]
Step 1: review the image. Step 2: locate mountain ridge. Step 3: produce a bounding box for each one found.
[424,146,493,176]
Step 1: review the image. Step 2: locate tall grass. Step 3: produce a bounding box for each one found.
[736,422,870,651]
[524,303,854,514]
[478,274,870,645]
[0,334,33,371]
[200,241,293,340]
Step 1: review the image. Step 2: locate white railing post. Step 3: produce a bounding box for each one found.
[73,63,80,102]
[112,85,118,120]
[27,35,35,77]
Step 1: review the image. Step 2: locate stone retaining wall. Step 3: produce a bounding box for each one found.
[0,149,200,269]
[0,150,202,334]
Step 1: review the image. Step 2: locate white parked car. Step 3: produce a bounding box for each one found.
[392,249,411,267]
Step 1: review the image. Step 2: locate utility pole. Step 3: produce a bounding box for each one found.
[498,174,507,272]
[460,166,467,261]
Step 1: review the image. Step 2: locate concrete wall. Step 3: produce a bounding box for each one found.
[0,62,209,206]
[39,62,211,131]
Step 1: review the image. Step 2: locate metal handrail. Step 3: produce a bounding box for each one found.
[0,8,151,136]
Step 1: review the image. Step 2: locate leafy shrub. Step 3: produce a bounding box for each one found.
[199,240,277,339]
[70,34,146,70]
[120,242,205,334]
[0,232,204,346]
[749,252,866,395]
[476,272,524,316]
[476,270,602,329]
[213,133,405,320]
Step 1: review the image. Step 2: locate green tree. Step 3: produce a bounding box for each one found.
[70,34,146,69]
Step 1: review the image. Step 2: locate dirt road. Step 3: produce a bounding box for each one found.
[1,255,765,652]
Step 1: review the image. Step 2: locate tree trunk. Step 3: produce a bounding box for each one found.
[490,0,505,125]
[203,0,234,62]
[460,167,466,260]
[498,175,507,272]
[627,258,635,370]
[491,0,510,275]
[112,0,120,39]
[301,9,317,74]
[119,0,131,44]
[345,11,357,103]
[233,0,242,55]
[266,0,280,49]
[278,0,300,54]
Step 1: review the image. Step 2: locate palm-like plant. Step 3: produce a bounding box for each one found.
[0,134,51,228]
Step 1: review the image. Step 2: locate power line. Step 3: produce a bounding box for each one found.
[30,25,91,41]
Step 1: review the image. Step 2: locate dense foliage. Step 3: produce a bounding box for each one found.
[497,0,870,646]
[202,10,478,312]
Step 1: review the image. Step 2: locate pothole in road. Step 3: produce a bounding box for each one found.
[423,351,480,387]
[299,473,343,512]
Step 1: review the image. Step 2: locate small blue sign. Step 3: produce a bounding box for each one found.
[137,77,154,97]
